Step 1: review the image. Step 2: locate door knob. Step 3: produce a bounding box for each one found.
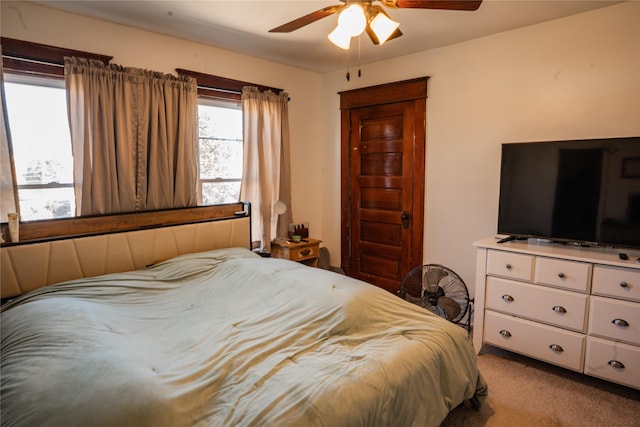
[401,211,410,229]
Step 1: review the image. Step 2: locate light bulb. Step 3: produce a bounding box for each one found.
[338,4,367,37]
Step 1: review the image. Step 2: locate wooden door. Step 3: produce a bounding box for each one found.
[340,78,427,294]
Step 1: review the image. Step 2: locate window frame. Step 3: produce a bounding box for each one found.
[4,75,76,220]
[5,73,72,192]
[175,68,283,101]
[1,37,112,78]
[177,68,284,206]
[196,97,243,206]
[2,38,113,222]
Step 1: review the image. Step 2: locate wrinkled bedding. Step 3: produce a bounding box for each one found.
[1,247,486,427]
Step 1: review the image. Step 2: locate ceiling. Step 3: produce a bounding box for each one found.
[32,0,623,73]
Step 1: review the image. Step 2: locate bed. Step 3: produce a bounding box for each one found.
[0,207,487,427]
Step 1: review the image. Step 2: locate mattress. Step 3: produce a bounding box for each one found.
[1,247,486,426]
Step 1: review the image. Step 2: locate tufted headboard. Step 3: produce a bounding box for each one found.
[0,204,251,300]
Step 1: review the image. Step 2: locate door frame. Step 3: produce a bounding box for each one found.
[339,77,428,289]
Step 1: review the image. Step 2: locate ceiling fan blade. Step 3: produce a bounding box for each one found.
[269,5,343,33]
[382,0,482,11]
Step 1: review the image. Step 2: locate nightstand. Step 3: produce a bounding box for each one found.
[271,238,322,267]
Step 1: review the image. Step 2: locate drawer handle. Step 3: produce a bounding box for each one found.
[505,264,512,271]
[502,294,514,302]
[499,330,512,338]
[300,249,311,256]
[549,344,564,353]
[608,360,625,369]
[557,272,566,280]
[612,318,629,327]
[619,281,629,289]
[552,305,567,314]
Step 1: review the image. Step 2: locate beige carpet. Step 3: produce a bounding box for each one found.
[441,345,640,427]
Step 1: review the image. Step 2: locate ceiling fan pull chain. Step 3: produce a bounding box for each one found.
[357,35,362,78]
[346,43,351,81]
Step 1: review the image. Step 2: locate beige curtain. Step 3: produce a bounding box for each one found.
[240,86,291,252]
[65,57,198,216]
[0,46,19,223]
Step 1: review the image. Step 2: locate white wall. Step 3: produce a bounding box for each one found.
[319,1,640,294]
[3,1,640,296]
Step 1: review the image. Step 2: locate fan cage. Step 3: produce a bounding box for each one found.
[399,264,473,332]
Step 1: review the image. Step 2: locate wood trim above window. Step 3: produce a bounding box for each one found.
[1,37,112,78]
[176,68,284,101]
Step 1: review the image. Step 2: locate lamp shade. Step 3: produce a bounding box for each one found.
[338,4,367,37]
[273,200,287,215]
[369,10,400,44]
[328,25,352,50]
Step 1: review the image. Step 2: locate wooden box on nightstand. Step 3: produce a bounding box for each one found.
[271,238,322,267]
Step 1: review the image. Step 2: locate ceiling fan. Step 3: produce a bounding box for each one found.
[269,0,483,49]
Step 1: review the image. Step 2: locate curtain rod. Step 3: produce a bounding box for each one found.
[176,68,285,96]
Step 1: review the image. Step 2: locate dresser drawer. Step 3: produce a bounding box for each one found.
[487,250,534,282]
[534,257,591,292]
[588,296,640,346]
[585,336,640,389]
[484,311,585,371]
[592,265,640,302]
[486,277,588,332]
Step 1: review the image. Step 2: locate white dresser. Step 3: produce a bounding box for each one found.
[473,237,640,389]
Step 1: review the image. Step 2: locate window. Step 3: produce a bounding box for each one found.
[2,37,111,222]
[176,68,284,207]
[197,99,243,205]
[4,74,75,221]
[3,73,245,219]
[4,76,245,217]
[2,40,283,223]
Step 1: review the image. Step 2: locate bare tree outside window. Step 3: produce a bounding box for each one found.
[4,79,75,221]
[198,102,243,205]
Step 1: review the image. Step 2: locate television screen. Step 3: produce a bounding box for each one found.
[497,137,640,249]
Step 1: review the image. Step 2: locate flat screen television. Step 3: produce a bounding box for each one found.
[497,136,640,249]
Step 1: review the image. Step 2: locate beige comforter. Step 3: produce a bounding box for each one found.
[1,247,486,426]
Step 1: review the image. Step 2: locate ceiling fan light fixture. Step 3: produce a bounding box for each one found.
[328,25,352,50]
[369,10,400,45]
[337,3,367,37]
